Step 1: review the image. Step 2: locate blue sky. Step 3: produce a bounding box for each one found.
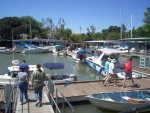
[0,0,149,33]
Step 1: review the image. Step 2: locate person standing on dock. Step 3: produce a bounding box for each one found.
[19,60,30,77]
[122,57,137,88]
[18,66,29,105]
[103,57,111,83]
[104,59,117,86]
[31,64,47,107]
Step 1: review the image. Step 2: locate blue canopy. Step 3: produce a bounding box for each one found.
[42,63,64,70]
[76,50,91,55]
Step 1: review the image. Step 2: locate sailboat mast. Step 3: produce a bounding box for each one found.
[131,14,132,38]
[120,8,122,40]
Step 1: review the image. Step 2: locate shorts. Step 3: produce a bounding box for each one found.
[124,72,132,78]
[109,73,116,78]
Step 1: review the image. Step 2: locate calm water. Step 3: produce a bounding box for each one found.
[0,52,139,113]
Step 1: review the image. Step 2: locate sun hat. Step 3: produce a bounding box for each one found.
[108,57,111,61]
[111,59,116,63]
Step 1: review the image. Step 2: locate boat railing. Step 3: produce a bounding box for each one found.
[4,78,19,113]
[44,77,75,113]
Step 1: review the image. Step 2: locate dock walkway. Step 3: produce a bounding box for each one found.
[55,78,150,102]
[16,91,54,113]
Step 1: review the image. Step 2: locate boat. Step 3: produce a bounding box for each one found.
[72,50,91,64]
[0,47,13,54]
[52,45,67,56]
[0,60,43,85]
[42,62,77,82]
[86,48,124,75]
[86,90,150,112]
[22,44,49,54]
[116,71,149,79]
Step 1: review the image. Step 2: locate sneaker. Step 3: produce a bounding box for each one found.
[35,101,40,106]
[20,102,23,105]
[38,103,42,107]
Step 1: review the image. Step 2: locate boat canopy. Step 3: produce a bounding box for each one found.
[55,45,65,49]
[76,50,91,55]
[42,63,64,70]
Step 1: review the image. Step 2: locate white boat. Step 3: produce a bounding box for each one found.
[86,90,150,112]
[0,60,43,85]
[116,71,149,79]
[86,48,124,75]
[52,45,67,56]
[0,47,13,54]
[22,44,49,54]
[42,63,77,82]
[72,50,91,64]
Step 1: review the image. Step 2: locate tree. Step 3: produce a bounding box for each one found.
[87,25,96,40]
[143,7,150,37]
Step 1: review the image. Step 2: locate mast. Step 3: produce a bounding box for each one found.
[120,8,122,40]
[131,14,132,38]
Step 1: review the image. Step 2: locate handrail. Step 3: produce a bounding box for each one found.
[44,77,75,113]
[5,78,19,113]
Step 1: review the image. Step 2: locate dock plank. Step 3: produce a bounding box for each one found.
[55,78,150,100]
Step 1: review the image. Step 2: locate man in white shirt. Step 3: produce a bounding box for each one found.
[104,59,117,86]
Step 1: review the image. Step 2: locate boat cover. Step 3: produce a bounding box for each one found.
[76,50,91,55]
[42,63,64,70]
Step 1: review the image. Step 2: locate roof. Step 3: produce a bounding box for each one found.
[76,50,91,55]
[98,48,127,54]
[42,63,64,70]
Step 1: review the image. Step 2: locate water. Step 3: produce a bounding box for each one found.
[0,52,140,113]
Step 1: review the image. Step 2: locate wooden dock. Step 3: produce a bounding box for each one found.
[55,77,150,102]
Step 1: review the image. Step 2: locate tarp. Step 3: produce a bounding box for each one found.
[42,63,64,70]
[76,50,91,55]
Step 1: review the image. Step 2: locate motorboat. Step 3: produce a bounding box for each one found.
[22,44,49,54]
[72,50,91,64]
[42,62,77,82]
[0,60,43,85]
[86,48,124,75]
[86,90,150,112]
[0,47,13,54]
[52,45,67,56]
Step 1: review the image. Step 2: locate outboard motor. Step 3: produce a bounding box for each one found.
[69,74,77,81]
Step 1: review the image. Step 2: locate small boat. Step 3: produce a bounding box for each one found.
[0,60,43,85]
[86,90,150,112]
[22,44,49,54]
[0,47,12,54]
[116,71,149,79]
[72,50,91,64]
[42,62,77,82]
[52,45,67,56]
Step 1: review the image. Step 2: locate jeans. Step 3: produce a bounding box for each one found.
[34,86,43,102]
[18,82,28,102]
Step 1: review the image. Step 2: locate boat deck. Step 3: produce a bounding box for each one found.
[55,77,150,102]
[0,86,5,103]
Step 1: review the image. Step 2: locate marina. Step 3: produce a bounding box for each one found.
[0,50,149,113]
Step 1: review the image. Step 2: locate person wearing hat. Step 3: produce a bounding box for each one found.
[104,59,117,86]
[19,60,30,76]
[103,57,111,84]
